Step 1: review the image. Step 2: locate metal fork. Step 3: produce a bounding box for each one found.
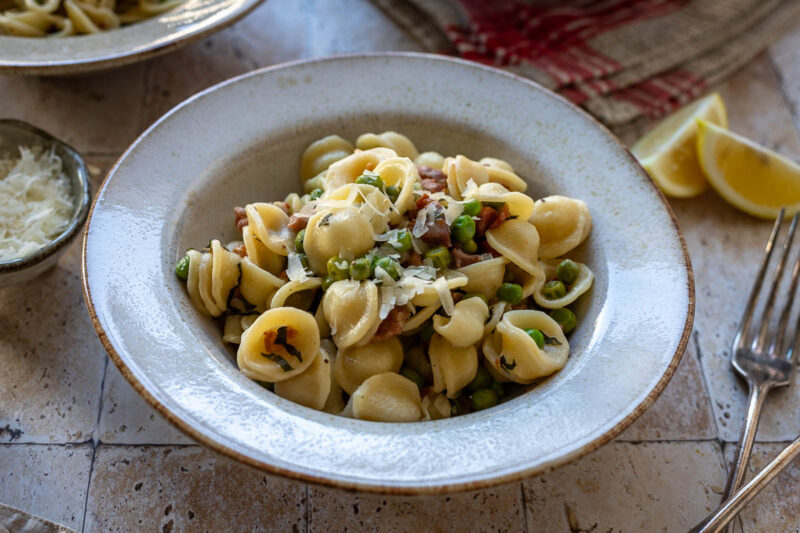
[694,209,800,532]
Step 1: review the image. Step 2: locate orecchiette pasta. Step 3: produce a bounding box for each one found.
[485,219,542,276]
[482,311,569,384]
[429,333,478,399]
[300,134,354,182]
[303,207,375,274]
[350,372,423,422]
[530,195,592,258]
[178,132,593,421]
[433,297,489,347]
[356,131,419,159]
[333,337,403,394]
[322,280,380,348]
[237,307,320,383]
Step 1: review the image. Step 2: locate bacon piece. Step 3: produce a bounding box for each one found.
[288,213,310,231]
[488,204,511,230]
[234,206,248,231]
[406,250,423,266]
[474,206,497,238]
[420,219,451,247]
[418,166,447,193]
[451,292,464,304]
[415,194,433,211]
[478,240,502,257]
[232,244,247,258]
[372,306,412,342]
[452,248,481,268]
[273,201,291,215]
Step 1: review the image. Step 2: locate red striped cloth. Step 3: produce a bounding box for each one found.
[370,0,800,131]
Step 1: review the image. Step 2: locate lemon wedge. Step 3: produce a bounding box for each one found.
[696,119,800,219]
[631,93,728,198]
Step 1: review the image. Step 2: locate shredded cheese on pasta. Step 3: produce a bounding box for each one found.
[0,147,73,262]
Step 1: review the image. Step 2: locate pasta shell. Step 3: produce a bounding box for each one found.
[429,333,478,399]
[456,257,508,300]
[433,297,489,347]
[479,157,527,192]
[531,259,594,309]
[485,219,541,276]
[462,182,534,219]
[274,345,333,411]
[237,307,320,383]
[373,157,420,220]
[333,337,403,394]
[443,155,489,200]
[324,147,396,191]
[414,151,445,170]
[322,280,381,348]
[530,195,592,259]
[303,207,375,275]
[482,310,568,384]
[300,135,354,182]
[351,372,424,422]
[421,391,451,420]
[270,277,322,309]
[402,302,441,333]
[356,131,419,159]
[409,270,467,307]
[245,202,292,256]
[240,257,284,312]
[242,224,285,275]
[320,183,393,234]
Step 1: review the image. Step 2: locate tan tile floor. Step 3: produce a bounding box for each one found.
[2,1,800,531]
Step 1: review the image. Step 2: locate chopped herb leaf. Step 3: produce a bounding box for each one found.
[499,355,517,371]
[543,332,562,346]
[261,352,293,372]
[273,326,302,361]
[319,213,333,226]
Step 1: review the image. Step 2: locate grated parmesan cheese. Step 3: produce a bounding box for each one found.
[0,147,74,261]
[286,253,310,282]
[433,276,455,316]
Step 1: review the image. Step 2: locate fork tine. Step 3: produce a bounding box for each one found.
[756,212,798,352]
[777,214,800,360]
[734,208,786,351]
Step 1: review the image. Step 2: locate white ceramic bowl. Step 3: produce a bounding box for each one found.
[83,53,694,493]
[0,0,264,75]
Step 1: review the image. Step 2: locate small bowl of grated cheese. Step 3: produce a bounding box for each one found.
[0,119,90,287]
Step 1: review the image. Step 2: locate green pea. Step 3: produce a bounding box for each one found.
[327,256,350,280]
[400,366,425,388]
[355,171,384,191]
[374,257,401,280]
[390,229,412,253]
[451,215,476,243]
[296,253,309,270]
[549,308,577,334]
[462,199,481,217]
[419,323,435,343]
[321,275,335,291]
[461,239,478,254]
[425,246,451,270]
[467,366,492,392]
[490,380,505,398]
[470,388,498,411]
[496,282,523,304]
[349,257,372,280]
[174,255,190,281]
[543,280,566,300]
[525,328,545,349]
[309,188,324,200]
[557,259,580,285]
[385,185,400,203]
[294,229,306,253]
[462,292,488,304]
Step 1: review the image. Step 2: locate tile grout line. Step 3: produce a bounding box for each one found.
[304,484,310,533]
[80,356,109,533]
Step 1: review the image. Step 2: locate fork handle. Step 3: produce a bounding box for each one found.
[723,383,768,503]
[693,434,800,532]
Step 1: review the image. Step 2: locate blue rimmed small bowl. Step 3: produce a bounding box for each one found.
[0,119,91,287]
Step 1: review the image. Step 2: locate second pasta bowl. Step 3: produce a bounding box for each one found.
[83,53,693,493]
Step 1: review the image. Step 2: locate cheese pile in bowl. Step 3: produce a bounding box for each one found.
[0,146,74,261]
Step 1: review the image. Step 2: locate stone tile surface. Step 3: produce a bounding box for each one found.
[723,442,800,533]
[308,483,524,533]
[98,363,194,445]
[770,18,800,136]
[523,442,728,532]
[673,53,800,443]
[0,444,93,530]
[619,335,717,441]
[84,445,306,532]
[0,65,146,155]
